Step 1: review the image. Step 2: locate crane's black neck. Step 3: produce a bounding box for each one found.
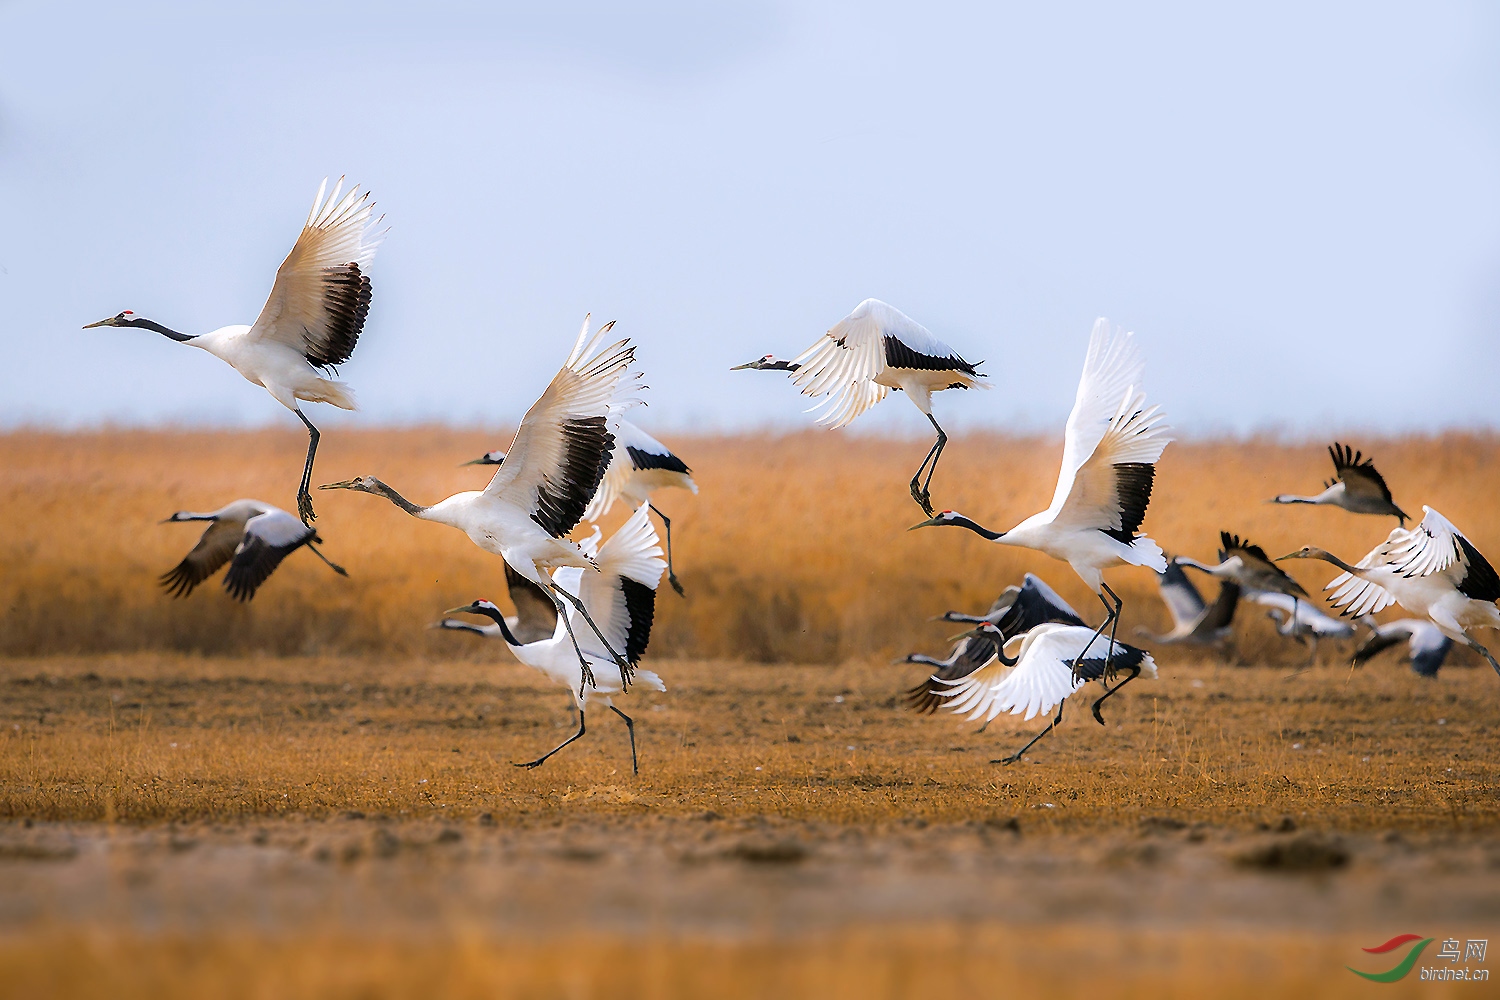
[469,604,521,647]
[945,515,1004,541]
[129,317,195,343]
[370,480,429,517]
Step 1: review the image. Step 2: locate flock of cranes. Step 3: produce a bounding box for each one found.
[82,176,1500,772]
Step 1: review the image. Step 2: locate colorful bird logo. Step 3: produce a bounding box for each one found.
[1347,934,1434,982]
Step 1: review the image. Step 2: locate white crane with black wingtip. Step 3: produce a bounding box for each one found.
[909,318,1172,682]
[939,621,1157,764]
[160,499,347,602]
[320,317,643,691]
[1353,619,1454,677]
[446,503,667,773]
[731,298,986,515]
[904,573,1086,722]
[1270,443,1409,524]
[1135,558,1240,647]
[84,178,384,524]
[466,417,697,596]
[1279,505,1500,677]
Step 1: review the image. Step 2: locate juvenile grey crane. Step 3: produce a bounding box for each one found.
[1178,533,1311,625]
[732,298,986,515]
[466,417,697,596]
[160,499,346,602]
[1135,558,1240,647]
[1279,506,1500,677]
[321,317,642,691]
[1352,619,1454,677]
[940,622,1156,764]
[85,179,383,524]
[1271,443,1409,525]
[1251,591,1355,664]
[910,318,1171,681]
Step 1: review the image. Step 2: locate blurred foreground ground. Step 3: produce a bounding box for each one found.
[0,652,1495,998]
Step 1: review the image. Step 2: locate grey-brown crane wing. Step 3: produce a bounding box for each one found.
[161,520,244,598]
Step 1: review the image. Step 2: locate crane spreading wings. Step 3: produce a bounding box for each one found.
[222,509,327,602]
[1328,507,1500,616]
[249,178,385,374]
[791,298,980,429]
[484,317,643,539]
[1046,319,1171,543]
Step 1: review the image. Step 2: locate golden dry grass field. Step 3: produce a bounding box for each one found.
[2,429,1499,998]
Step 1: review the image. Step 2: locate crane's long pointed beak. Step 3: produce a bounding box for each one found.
[444,606,479,617]
[908,516,941,531]
[1274,552,1300,561]
[81,317,115,329]
[319,480,357,490]
[729,362,756,371]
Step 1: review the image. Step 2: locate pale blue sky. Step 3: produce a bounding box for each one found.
[2,1,1497,436]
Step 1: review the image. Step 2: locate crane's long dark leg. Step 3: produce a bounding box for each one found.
[516,710,586,769]
[305,543,348,577]
[909,414,947,516]
[545,588,597,695]
[1102,582,1123,681]
[649,503,685,598]
[294,407,320,524]
[994,703,1065,764]
[1462,635,1500,678]
[551,584,634,688]
[1070,585,1121,682]
[610,705,639,775]
[1090,663,1141,725]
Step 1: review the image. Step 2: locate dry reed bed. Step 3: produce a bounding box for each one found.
[2,429,1496,663]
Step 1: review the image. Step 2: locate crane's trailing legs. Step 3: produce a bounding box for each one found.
[306,544,349,578]
[294,408,321,524]
[995,703,1065,765]
[1089,661,1142,725]
[649,503,685,597]
[610,705,639,775]
[517,710,586,769]
[1071,583,1123,683]
[909,413,948,516]
[546,583,636,690]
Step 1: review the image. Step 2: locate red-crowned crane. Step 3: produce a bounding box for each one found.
[85,179,383,524]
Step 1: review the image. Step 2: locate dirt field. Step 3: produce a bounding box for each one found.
[0,651,1496,997]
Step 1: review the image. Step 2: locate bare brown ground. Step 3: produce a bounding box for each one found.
[0,652,1497,997]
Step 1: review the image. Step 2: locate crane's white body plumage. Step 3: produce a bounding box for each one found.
[1252,591,1354,639]
[1320,507,1500,642]
[790,298,985,428]
[582,418,698,522]
[505,504,668,711]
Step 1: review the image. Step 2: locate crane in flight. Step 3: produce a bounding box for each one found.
[732,298,986,515]
[84,178,384,524]
[159,499,346,602]
[321,317,642,691]
[445,503,667,773]
[910,318,1171,680]
[1270,443,1409,524]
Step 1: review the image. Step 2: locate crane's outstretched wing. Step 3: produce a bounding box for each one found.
[1047,321,1170,544]
[582,418,696,522]
[791,299,979,429]
[1157,560,1207,628]
[1324,531,1404,618]
[161,519,245,598]
[1329,443,1401,509]
[504,562,560,643]
[484,317,641,539]
[249,178,384,372]
[1199,581,1241,631]
[223,509,316,601]
[942,626,1153,724]
[904,632,1000,714]
[1385,507,1500,601]
[577,503,666,665]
